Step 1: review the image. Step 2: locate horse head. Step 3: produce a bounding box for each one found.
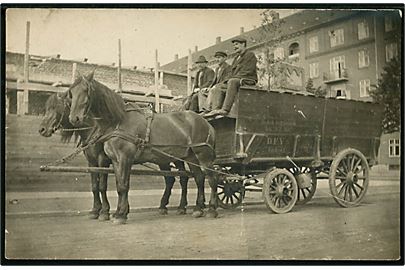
[68,71,95,126]
[39,91,70,137]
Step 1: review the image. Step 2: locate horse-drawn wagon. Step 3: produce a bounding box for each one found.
[39,74,383,221]
[208,85,383,213]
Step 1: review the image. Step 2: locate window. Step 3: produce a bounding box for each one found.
[330,55,346,78]
[309,62,319,78]
[329,28,344,47]
[385,15,393,32]
[389,139,400,157]
[288,42,300,57]
[359,79,371,97]
[358,21,369,40]
[274,47,285,60]
[309,36,319,53]
[385,43,398,62]
[332,84,349,99]
[358,49,370,68]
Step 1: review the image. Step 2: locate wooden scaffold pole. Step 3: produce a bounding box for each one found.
[154,49,160,112]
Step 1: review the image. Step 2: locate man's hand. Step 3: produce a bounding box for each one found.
[201,87,209,94]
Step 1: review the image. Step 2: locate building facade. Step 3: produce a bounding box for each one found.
[161,9,402,168]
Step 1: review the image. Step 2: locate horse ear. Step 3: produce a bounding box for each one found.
[85,71,94,81]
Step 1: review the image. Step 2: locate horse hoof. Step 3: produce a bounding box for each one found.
[113,218,127,225]
[206,209,218,218]
[159,209,168,215]
[176,209,186,215]
[192,210,204,218]
[99,213,110,221]
[88,212,99,219]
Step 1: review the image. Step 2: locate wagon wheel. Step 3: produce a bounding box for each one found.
[263,169,298,214]
[217,179,245,209]
[329,148,369,208]
[288,166,317,205]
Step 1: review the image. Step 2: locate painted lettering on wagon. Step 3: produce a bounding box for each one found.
[263,135,290,155]
[262,119,296,133]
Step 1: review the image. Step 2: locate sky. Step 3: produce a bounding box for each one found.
[6,8,298,69]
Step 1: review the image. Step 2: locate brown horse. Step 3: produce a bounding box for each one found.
[39,91,191,219]
[68,72,219,224]
[39,92,111,220]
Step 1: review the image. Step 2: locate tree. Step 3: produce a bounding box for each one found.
[370,57,401,133]
[256,10,294,90]
[305,78,327,97]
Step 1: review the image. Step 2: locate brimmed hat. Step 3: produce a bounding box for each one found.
[231,36,247,44]
[214,51,227,58]
[195,55,208,63]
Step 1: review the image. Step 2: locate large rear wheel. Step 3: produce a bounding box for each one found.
[329,148,369,207]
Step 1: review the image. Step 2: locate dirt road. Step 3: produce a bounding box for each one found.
[4,186,400,261]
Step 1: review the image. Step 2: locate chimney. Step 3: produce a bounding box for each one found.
[111,62,115,66]
[240,27,244,34]
[56,54,61,59]
[83,58,88,63]
[133,66,137,70]
[216,36,222,44]
[174,54,179,61]
[194,45,198,52]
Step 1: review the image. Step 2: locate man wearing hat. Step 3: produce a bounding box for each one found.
[184,55,215,112]
[204,37,257,117]
[199,51,232,113]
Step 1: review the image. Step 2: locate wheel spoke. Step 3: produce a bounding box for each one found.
[350,155,357,171]
[232,194,240,201]
[218,191,224,196]
[338,183,346,196]
[336,181,345,189]
[341,159,349,173]
[301,189,307,198]
[225,196,229,205]
[343,185,348,200]
[274,197,280,208]
[354,183,364,191]
[230,195,234,205]
[348,185,353,201]
[352,184,360,198]
[282,197,289,206]
[336,167,347,177]
[353,158,362,171]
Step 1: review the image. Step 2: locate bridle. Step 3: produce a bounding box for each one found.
[52,94,94,133]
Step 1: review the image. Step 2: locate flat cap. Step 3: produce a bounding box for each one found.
[195,55,208,63]
[231,36,247,44]
[214,51,227,58]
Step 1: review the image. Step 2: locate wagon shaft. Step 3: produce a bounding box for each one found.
[40,165,194,177]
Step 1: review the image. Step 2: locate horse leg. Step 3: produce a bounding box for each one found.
[89,171,102,219]
[112,157,132,224]
[206,170,219,218]
[175,161,188,215]
[188,161,206,218]
[98,156,111,221]
[158,164,175,215]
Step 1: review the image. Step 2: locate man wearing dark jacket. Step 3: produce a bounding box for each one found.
[184,55,215,112]
[204,37,257,117]
[200,51,232,112]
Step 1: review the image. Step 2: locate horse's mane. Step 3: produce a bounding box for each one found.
[89,79,126,126]
[45,93,79,144]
